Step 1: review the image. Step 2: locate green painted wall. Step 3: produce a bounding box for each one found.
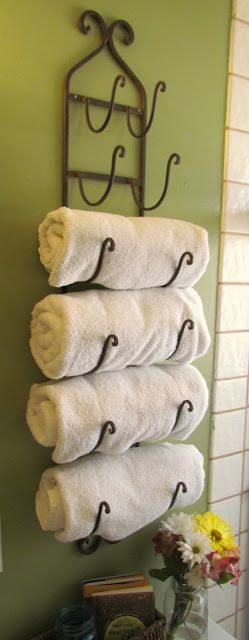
[0,1,231,638]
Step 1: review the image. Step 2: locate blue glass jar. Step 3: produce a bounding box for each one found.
[54,603,96,640]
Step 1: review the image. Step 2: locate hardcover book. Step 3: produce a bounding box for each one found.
[90,585,155,640]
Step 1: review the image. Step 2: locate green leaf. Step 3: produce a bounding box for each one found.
[218,572,235,585]
[149,568,172,582]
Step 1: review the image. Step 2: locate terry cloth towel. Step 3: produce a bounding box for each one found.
[35,443,205,542]
[30,288,210,379]
[38,208,209,289]
[27,364,208,463]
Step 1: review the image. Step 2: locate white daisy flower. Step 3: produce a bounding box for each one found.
[178,530,211,568]
[162,513,194,538]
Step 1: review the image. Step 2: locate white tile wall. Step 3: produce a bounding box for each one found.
[224,130,249,184]
[245,408,249,449]
[222,181,249,234]
[237,572,249,609]
[234,0,249,22]
[228,75,249,131]
[211,410,245,458]
[209,495,241,534]
[240,532,249,571]
[240,491,249,531]
[209,5,249,638]
[236,608,249,640]
[229,19,249,78]
[219,235,249,282]
[220,615,236,637]
[244,410,249,449]
[216,285,249,331]
[208,583,237,622]
[213,378,247,412]
[215,333,249,379]
[209,453,243,502]
[243,451,249,491]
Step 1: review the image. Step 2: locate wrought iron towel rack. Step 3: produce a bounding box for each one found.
[63,9,181,214]
[62,9,189,554]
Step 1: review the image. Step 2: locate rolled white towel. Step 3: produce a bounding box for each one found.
[26,365,208,463]
[30,288,210,379]
[38,208,209,289]
[35,443,205,542]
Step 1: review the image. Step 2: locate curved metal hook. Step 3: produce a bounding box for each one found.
[167,319,195,360]
[130,153,180,211]
[168,481,187,509]
[85,75,126,133]
[77,145,125,206]
[81,238,115,284]
[126,81,166,138]
[77,501,110,555]
[88,334,119,374]
[172,400,194,432]
[162,252,194,287]
[93,421,116,452]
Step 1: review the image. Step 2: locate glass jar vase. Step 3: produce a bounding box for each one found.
[164,578,208,640]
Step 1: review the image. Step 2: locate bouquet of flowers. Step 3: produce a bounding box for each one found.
[150,511,240,639]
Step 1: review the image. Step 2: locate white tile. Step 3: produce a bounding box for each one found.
[208,582,237,621]
[224,130,249,185]
[219,615,236,636]
[211,410,245,457]
[228,75,249,132]
[229,19,249,78]
[217,285,249,331]
[213,379,247,412]
[240,532,249,570]
[237,570,249,609]
[214,333,249,379]
[209,453,243,502]
[234,0,249,23]
[237,607,249,640]
[241,491,249,531]
[219,234,249,282]
[209,495,241,535]
[222,181,249,234]
[243,451,249,490]
[244,410,249,449]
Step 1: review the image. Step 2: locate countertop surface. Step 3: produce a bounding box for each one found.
[208,618,235,640]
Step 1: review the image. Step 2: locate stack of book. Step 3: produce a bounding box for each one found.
[81,573,155,640]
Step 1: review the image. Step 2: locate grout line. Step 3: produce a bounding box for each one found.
[224,178,249,187]
[210,450,248,461]
[233,16,249,27]
[226,126,249,136]
[228,72,249,83]
[214,375,248,382]
[218,282,249,286]
[235,343,249,622]
[209,490,249,504]
[217,607,248,624]
[213,406,248,415]
[216,329,249,334]
[221,231,249,238]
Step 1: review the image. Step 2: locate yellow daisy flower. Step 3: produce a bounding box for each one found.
[195,512,236,556]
